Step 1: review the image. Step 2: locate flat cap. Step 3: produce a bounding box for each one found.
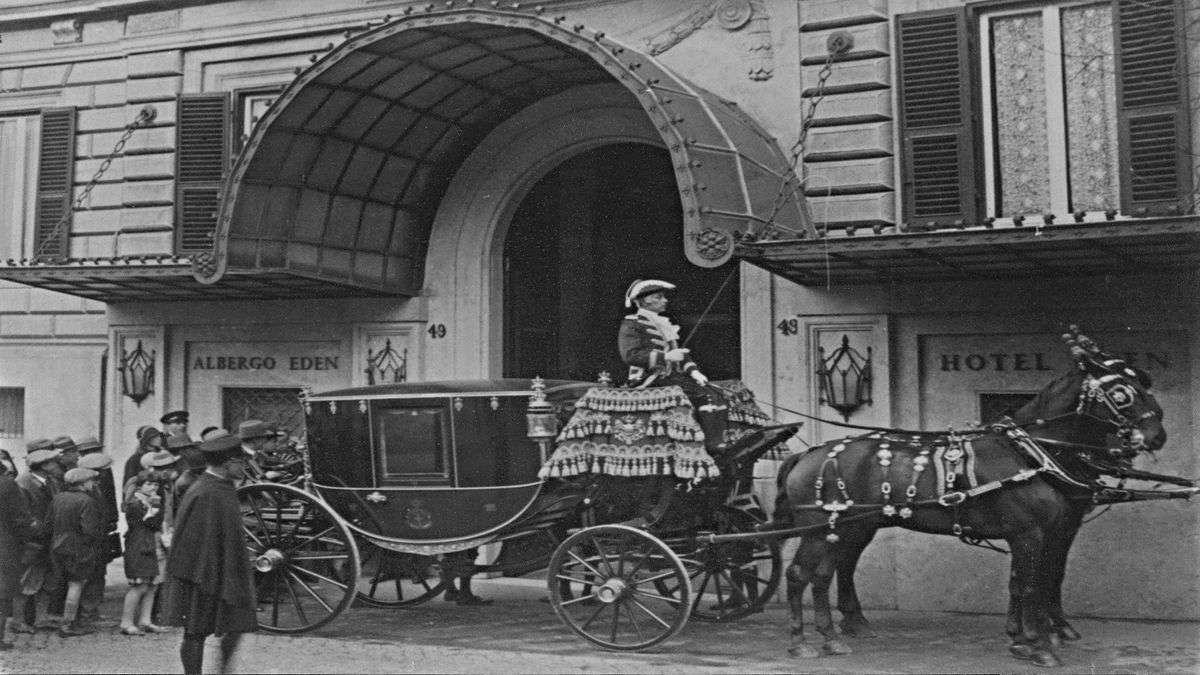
[64,467,98,484]
[160,410,189,425]
[75,436,103,453]
[25,438,53,453]
[77,452,113,471]
[25,448,61,467]
[52,436,76,451]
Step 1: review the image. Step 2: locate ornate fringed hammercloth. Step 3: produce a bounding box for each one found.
[537,386,719,481]
[712,381,795,460]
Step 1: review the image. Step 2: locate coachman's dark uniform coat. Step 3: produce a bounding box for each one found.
[162,472,257,636]
[0,474,34,615]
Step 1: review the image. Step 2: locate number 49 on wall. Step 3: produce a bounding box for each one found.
[427,323,447,339]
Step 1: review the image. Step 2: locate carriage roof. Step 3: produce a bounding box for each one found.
[305,378,594,401]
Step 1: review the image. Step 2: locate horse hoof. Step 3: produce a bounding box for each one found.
[1032,649,1063,668]
[1010,643,1035,660]
[1057,625,1081,641]
[839,619,877,638]
[788,643,820,659]
[823,639,852,656]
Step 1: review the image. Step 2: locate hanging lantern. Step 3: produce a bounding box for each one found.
[816,334,872,422]
[365,339,408,385]
[118,340,155,405]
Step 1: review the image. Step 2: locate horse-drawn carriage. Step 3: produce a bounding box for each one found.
[236,375,801,649]
[238,327,1197,665]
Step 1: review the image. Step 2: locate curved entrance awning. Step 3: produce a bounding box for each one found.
[193,6,810,294]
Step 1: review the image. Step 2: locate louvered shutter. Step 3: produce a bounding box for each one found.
[1115,0,1192,215]
[33,107,76,259]
[175,93,229,253]
[895,9,980,228]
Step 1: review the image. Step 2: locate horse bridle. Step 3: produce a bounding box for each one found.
[1029,371,1158,457]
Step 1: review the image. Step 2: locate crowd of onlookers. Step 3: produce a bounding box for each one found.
[0,411,296,651]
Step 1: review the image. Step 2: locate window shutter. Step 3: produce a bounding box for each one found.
[1115,0,1192,215]
[895,9,980,228]
[33,107,75,259]
[175,92,229,253]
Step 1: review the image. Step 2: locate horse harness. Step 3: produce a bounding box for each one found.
[790,420,1192,553]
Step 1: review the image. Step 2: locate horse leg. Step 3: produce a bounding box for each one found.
[1008,528,1062,667]
[1043,507,1085,642]
[835,527,878,638]
[786,537,821,658]
[809,540,850,656]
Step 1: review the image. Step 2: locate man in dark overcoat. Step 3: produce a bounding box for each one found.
[163,432,256,675]
[77,438,119,625]
[12,442,63,632]
[0,450,33,650]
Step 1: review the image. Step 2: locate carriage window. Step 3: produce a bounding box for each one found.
[377,406,451,484]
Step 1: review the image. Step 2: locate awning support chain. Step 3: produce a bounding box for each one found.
[755,31,853,242]
[34,105,158,261]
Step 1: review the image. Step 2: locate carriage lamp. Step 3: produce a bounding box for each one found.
[526,376,559,464]
[118,340,155,405]
[816,334,873,422]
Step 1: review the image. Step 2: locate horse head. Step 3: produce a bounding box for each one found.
[1013,326,1165,460]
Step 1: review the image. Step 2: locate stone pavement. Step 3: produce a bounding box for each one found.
[2,568,1197,674]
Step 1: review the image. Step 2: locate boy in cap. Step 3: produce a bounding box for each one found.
[0,451,33,649]
[163,433,256,675]
[160,411,190,440]
[76,439,118,625]
[48,467,104,637]
[11,441,63,632]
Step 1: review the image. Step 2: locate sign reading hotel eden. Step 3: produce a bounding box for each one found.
[191,355,340,371]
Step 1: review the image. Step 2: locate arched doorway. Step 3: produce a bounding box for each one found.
[503,143,740,382]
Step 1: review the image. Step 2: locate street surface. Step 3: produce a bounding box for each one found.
[3,567,1197,674]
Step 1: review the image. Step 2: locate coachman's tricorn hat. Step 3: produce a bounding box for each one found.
[624,279,676,308]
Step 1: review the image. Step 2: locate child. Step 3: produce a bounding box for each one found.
[120,472,166,635]
[48,467,104,637]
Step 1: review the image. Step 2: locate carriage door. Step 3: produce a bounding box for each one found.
[502,143,740,382]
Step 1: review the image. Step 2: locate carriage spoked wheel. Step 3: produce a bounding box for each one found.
[354,539,446,608]
[655,508,782,623]
[237,483,360,633]
[547,525,692,651]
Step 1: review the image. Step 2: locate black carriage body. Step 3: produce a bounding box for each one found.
[304,379,590,545]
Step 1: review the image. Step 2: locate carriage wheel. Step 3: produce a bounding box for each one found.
[238,483,360,633]
[354,539,446,608]
[657,509,782,623]
[547,525,692,651]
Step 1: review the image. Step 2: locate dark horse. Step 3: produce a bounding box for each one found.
[776,328,1167,667]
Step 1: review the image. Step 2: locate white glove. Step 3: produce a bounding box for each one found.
[690,370,709,386]
[664,348,690,362]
